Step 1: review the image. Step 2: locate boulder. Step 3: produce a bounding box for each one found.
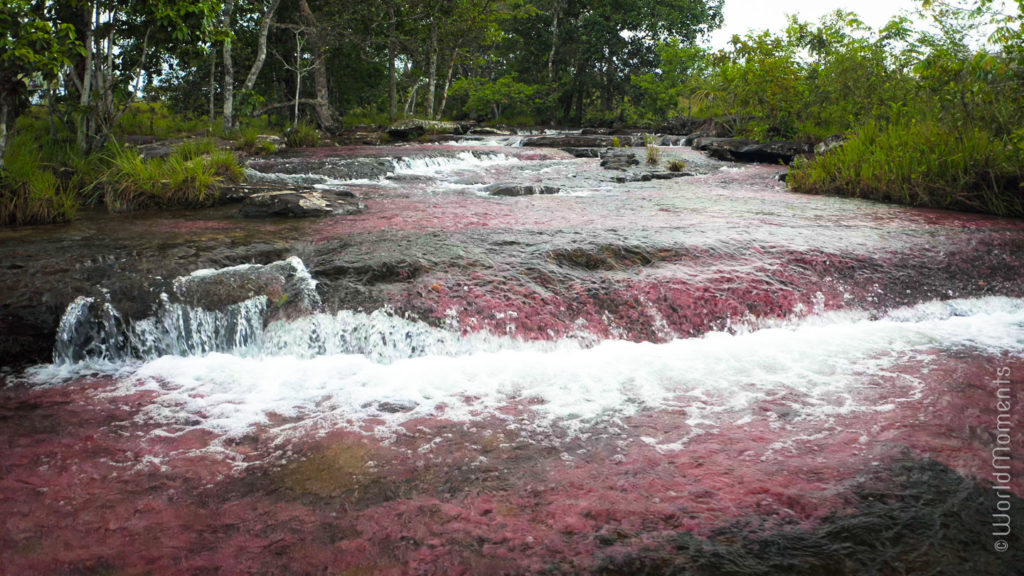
[599,149,640,171]
[240,189,365,218]
[485,183,561,197]
[691,138,812,165]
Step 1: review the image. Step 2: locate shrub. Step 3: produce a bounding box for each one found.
[285,123,321,148]
[788,119,1024,217]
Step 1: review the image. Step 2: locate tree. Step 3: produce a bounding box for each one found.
[0,1,78,171]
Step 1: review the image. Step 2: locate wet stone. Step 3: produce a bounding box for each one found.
[240,190,365,218]
[484,183,561,197]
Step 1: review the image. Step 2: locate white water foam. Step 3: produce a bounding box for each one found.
[28,297,1024,445]
[390,151,519,178]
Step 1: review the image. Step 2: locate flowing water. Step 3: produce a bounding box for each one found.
[2,138,1023,574]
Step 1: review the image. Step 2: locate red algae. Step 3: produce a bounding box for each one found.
[2,353,1021,574]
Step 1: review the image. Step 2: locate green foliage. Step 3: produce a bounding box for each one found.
[114,102,210,138]
[101,140,242,212]
[789,119,1023,217]
[284,123,321,148]
[450,77,547,122]
[0,138,78,226]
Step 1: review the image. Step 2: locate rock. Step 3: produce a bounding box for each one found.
[691,138,813,165]
[599,149,640,171]
[522,135,620,148]
[240,189,365,218]
[484,183,561,197]
[561,148,602,158]
[614,172,694,183]
[815,134,846,156]
[469,127,514,136]
[386,119,472,140]
[248,157,395,182]
[777,172,788,183]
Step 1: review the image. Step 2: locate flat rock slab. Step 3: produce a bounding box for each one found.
[241,189,365,218]
[485,183,561,197]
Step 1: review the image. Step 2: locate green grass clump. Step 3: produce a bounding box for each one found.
[788,119,1024,217]
[237,128,278,156]
[644,133,660,165]
[0,138,78,226]
[667,159,687,172]
[284,123,321,148]
[102,140,243,212]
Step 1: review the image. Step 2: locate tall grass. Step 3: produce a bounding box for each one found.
[102,140,243,212]
[0,140,78,226]
[789,119,1024,217]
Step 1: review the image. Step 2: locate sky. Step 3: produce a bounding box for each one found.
[707,0,922,49]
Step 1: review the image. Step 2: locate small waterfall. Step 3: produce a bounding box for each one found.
[390,152,518,177]
[53,257,323,365]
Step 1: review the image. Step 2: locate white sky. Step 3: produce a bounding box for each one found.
[707,0,922,49]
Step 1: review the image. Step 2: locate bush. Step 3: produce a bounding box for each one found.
[788,119,1024,217]
[285,124,321,148]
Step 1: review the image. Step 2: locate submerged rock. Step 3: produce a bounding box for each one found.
[240,189,365,218]
[485,183,561,197]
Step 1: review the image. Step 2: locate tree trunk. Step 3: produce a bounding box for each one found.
[387,2,398,122]
[222,0,235,133]
[293,31,303,128]
[0,99,9,173]
[209,47,217,129]
[435,47,458,121]
[76,5,95,156]
[426,18,438,118]
[297,0,338,132]
[548,1,560,83]
[241,0,281,93]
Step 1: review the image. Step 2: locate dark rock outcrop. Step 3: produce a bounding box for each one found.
[691,138,812,165]
[484,183,561,197]
[523,135,621,148]
[599,149,640,171]
[240,189,365,218]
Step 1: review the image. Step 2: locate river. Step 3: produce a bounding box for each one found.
[1,137,1022,574]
